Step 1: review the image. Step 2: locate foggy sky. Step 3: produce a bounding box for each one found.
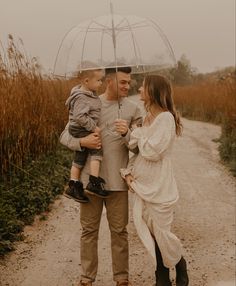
[0,0,235,73]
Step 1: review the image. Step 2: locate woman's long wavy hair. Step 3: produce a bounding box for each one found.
[143,74,182,136]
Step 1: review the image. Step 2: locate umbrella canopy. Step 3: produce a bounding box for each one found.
[53,13,176,77]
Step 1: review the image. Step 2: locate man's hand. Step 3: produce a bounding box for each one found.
[94,126,101,134]
[80,133,101,149]
[125,174,134,193]
[115,119,128,136]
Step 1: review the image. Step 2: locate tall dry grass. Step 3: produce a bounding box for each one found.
[0,37,79,254]
[173,77,236,174]
[174,78,236,124]
[0,36,71,180]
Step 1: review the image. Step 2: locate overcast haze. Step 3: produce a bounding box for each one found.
[0,0,235,73]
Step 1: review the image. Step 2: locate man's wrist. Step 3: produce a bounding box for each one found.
[121,129,128,137]
[80,137,84,147]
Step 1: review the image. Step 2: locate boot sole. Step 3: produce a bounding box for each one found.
[85,189,109,198]
[63,193,89,203]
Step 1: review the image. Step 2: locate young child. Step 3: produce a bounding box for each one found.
[64,69,109,203]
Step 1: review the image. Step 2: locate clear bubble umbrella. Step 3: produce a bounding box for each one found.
[53,5,176,77]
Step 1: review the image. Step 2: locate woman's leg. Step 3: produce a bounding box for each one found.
[155,241,172,286]
[175,257,189,286]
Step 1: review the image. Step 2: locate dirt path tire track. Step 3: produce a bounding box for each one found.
[0,118,235,286]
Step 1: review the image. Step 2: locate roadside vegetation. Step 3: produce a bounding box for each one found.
[0,36,74,255]
[0,36,235,255]
[174,76,236,176]
[171,57,235,176]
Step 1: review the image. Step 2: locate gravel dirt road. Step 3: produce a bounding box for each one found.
[0,113,235,286]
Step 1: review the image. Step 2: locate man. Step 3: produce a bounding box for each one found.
[77,66,142,286]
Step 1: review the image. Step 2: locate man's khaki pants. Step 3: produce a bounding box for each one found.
[80,191,129,282]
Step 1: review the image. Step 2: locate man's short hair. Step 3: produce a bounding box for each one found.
[105,66,132,76]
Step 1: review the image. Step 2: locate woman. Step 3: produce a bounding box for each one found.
[121,75,189,286]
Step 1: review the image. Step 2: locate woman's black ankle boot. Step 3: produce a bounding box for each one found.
[175,257,189,286]
[155,242,172,286]
[155,268,172,286]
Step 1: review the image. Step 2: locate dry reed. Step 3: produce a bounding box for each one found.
[173,76,236,174]
[173,78,236,124]
[0,36,71,180]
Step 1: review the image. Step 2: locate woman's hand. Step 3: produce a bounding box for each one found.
[125,174,135,193]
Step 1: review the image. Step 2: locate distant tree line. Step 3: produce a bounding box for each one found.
[130,54,235,94]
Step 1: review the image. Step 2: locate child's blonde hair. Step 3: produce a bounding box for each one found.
[78,69,102,81]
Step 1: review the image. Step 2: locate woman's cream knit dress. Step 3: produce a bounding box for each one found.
[121,111,183,268]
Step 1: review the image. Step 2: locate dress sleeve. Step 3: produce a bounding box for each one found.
[131,113,175,161]
[120,153,137,178]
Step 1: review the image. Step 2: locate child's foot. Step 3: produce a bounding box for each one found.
[85,175,109,198]
[64,180,89,203]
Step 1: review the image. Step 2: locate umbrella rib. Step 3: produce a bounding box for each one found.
[82,18,150,36]
[80,19,97,70]
[113,17,127,31]
[123,16,143,68]
[111,17,139,36]
[53,24,78,76]
[115,18,149,31]
[67,26,95,75]
[91,19,113,37]
[99,24,106,67]
[148,18,176,66]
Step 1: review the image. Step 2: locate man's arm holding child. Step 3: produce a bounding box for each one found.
[80,132,101,149]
